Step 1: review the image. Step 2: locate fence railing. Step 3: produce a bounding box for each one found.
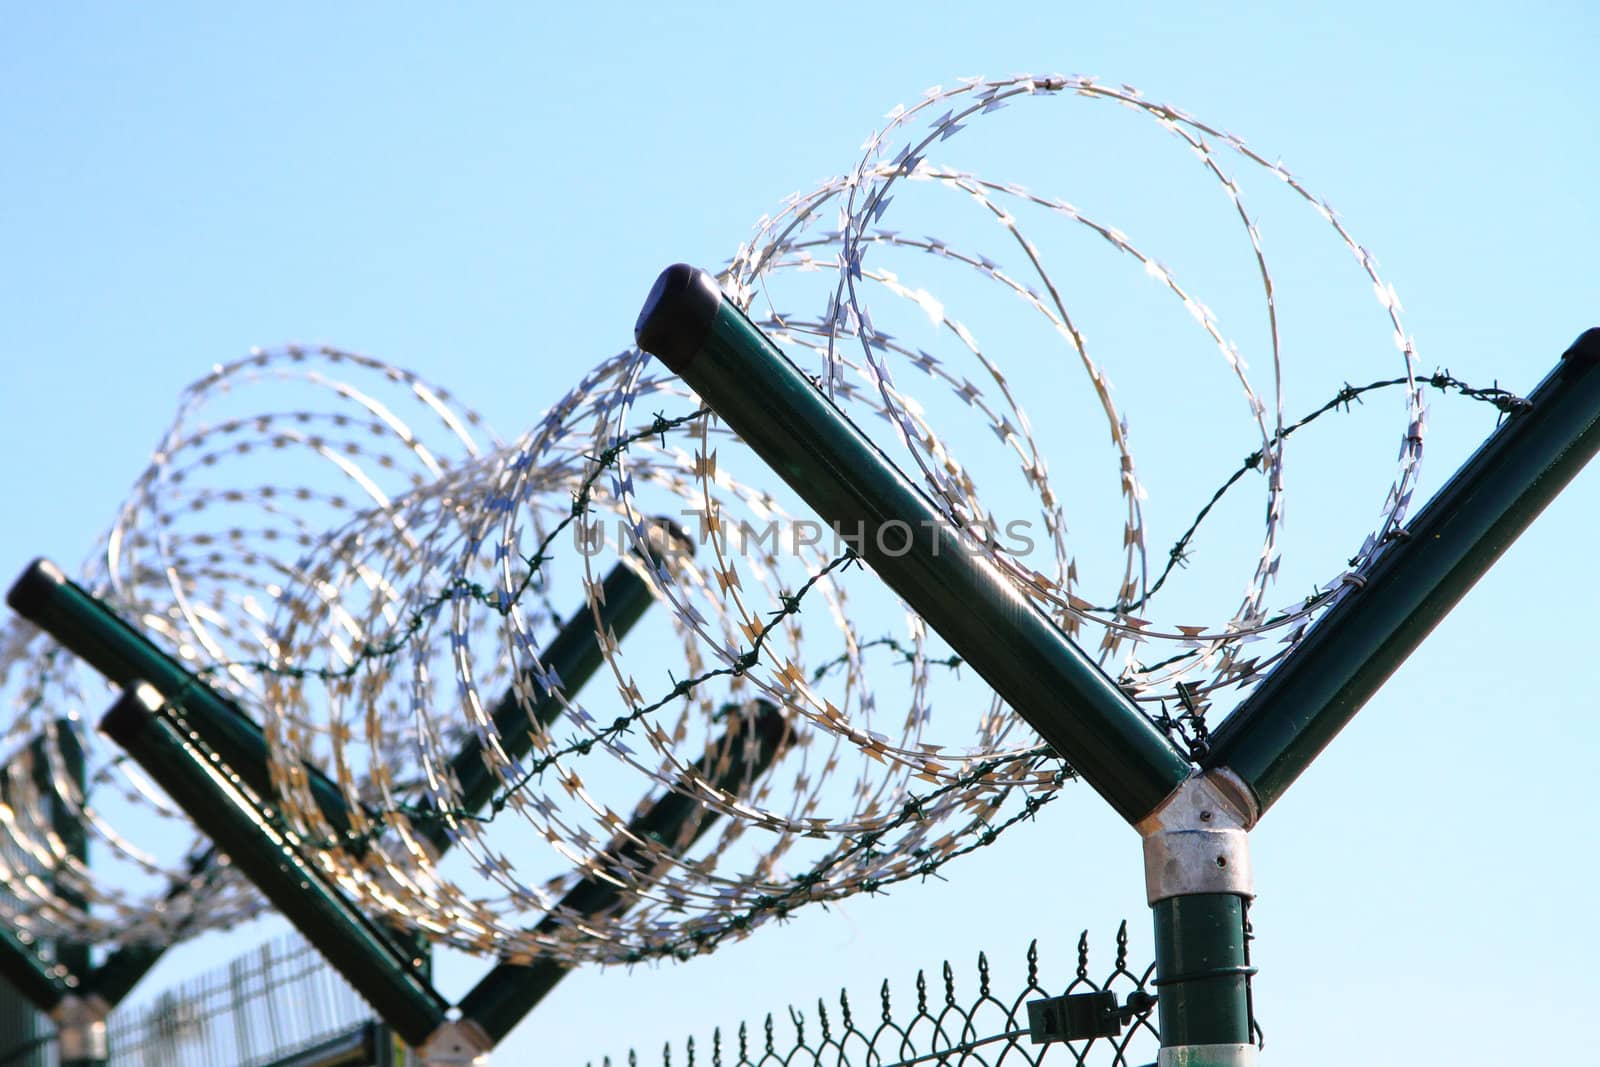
[106,935,382,1067]
[590,928,1160,1067]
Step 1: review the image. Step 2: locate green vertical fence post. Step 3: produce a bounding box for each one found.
[1204,328,1600,812]
[99,683,449,1050]
[456,699,789,1046]
[1150,895,1254,1052]
[634,264,1191,825]
[42,723,90,981]
[40,722,106,1067]
[0,732,78,1067]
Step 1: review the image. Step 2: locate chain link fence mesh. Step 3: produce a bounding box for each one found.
[590,926,1159,1067]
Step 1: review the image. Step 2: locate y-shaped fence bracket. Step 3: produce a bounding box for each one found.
[1136,772,1258,1066]
[49,994,109,1067]
[416,1019,494,1067]
[635,265,1600,1064]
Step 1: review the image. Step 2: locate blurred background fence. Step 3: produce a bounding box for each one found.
[103,937,392,1067]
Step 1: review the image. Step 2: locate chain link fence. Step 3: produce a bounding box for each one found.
[591,926,1159,1067]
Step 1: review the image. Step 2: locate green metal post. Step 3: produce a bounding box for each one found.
[634,264,1191,824]
[1204,328,1600,813]
[0,732,77,1067]
[42,723,91,983]
[418,524,686,855]
[39,723,104,1067]
[10,562,438,995]
[12,537,675,1019]
[99,684,448,1049]
[7,562,360,847]
[457,699,789,1045]
[1151,895,1254,1054]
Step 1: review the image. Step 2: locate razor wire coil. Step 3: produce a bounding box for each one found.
[1,73,1520,963]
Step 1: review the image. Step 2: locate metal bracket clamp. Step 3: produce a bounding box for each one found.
[1026,989,1158,1043]
[50,993,110,1063]
[1137,771,1257,905]
[417,1019,494,1066]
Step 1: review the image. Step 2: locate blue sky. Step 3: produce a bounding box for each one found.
[2,4,1596,1065]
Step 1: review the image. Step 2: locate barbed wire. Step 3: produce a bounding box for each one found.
[1098,371,1530,616]
[0,71,1527,967]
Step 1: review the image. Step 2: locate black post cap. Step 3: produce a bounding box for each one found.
[635,264,723,372]
[1562,327,1600,364]
[7,557,67,617]
[100,682,165,743]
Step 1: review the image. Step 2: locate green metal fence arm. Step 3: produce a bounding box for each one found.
[634,264,1192,824]
[11,530,678,861]
[1204,328,1600,813]
[7,562,360,848]
[11,535,679,1030]
[99,684,449,1049]
[457,698,789,1045]
[0,932,72,1016]
[419,523,686,856]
